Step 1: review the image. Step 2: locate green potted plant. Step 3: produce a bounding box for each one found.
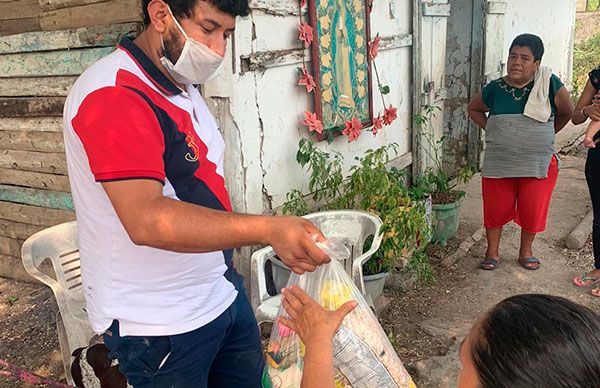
[411,106,475,246]
[282,140,433,298]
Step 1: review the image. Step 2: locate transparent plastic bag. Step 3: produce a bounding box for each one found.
[265,239,416,388]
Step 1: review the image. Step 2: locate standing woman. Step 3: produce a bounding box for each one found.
[572,67,600,297]
[468,34,574,271]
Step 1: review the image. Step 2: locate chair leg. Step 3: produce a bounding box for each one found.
[56,312,75,385]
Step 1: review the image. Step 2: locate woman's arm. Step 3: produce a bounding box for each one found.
[553,86,574,133]
[573,80,600,125]
[279,286,357,388]
[468,92,490,129]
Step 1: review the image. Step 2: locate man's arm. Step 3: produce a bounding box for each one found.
[467,92,489,129]
[553,86,574,133]
[102,179,329,273]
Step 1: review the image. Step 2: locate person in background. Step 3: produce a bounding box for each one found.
[572,66,600,298]
[468,34,573,271]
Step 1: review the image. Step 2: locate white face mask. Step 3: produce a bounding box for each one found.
[160,6,225,85]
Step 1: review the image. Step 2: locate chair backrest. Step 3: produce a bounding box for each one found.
[304,210,381,274]
[21,222,93,348]
[250,210,382,311]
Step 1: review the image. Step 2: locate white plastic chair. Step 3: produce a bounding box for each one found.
[250,210,383,326]
[21,221,95,385]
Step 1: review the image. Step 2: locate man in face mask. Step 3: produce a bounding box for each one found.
[62,1,331,387]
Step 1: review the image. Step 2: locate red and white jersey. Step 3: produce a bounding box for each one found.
[63,37,237,336]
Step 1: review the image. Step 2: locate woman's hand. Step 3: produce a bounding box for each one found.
[584,105,600,121]
[279,285,357,346]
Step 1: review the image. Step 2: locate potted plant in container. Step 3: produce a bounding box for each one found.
[283,140,433,299]
[411,106,475,246]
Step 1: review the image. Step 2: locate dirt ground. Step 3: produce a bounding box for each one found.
[380,145,598,387]
[0,142,595,387]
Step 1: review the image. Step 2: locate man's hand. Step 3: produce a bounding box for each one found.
[279,285,357,345]
[266,216,330,274]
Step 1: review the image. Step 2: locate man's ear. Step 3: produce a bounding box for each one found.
[147,0,170,33]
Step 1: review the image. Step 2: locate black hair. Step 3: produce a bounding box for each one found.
[142,0,249,26]
[471,294,600,388]
[509,33,545,61]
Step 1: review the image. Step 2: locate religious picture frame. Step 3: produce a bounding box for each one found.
[309,0,374,137]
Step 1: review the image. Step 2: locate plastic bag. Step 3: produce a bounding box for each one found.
[265,239,416,388]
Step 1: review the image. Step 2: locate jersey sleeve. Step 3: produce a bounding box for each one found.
[71,86,166,184]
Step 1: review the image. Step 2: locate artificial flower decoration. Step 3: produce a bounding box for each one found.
[303,111,323,134]
[342,117,362,142]
[383,105,398,125]
[372,115,384,135]
[298,67,316,93]
[298,23,314,48]
[368,35,381,60]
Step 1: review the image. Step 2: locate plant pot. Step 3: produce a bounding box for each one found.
[431,196,462,247]
[363,272,390,301]
[271,258,292,291]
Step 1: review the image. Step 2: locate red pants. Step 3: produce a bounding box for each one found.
[482,156,558,233]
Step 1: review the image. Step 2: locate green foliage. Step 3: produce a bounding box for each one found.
[283,140,432,279]
[573,31,600,99]
[406,249,435,285]
[588,0,600,11]
[411,106,475,202]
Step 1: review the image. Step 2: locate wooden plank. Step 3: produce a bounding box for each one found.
[0,18,40,37]
[0,0,41,21]
[240,34,413,73]
[0,219,45,240]
[0,201,75,226]
[486,1,508,14]
[422,2,451,17]
[0,235,21,257]
[40,0,142,31]
[40,0,108,12]
[0,47,114,78]
[0,76,76,97]
[0,97,65,117]
[0,131,64,152]
[380,34,413,51]
[0,150,67,174]
[0,168,70,191]
[250,0,305,16]
[0,185,73,210]
[0,23,140,54]
[0,117,63,132]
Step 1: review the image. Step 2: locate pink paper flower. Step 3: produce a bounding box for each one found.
[298,67,316,93]
[342,117,362,142]
[303,111,323,134]
[372,115,383,135]
[383,105,398,125]
[369,35,381,60]
[298,23,314,48]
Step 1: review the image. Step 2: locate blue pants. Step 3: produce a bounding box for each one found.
[103,270,264,388]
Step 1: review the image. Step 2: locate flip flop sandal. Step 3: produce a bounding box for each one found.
[480,258,499,271]
[573,273,600,287]
[518,257,541,270]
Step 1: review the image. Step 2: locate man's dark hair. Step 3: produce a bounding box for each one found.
[471,294,600,388]
[509,33,545,61]
[142,0,250,26]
